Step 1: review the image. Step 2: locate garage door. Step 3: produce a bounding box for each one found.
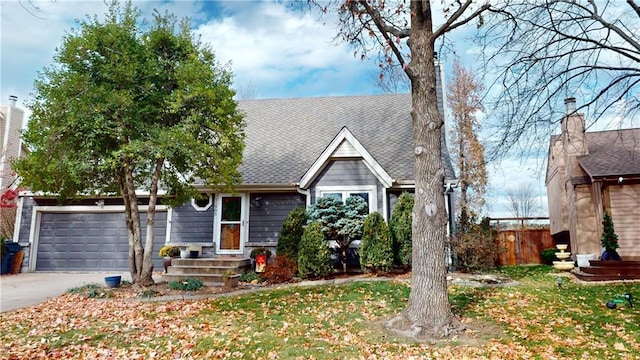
[35,211,166,271]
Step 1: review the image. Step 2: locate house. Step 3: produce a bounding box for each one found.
[14,73,457,273]
[546,97,640,261]
[0,95,25,192]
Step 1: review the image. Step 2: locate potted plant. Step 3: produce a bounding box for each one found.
[250,247,272,273]
[222,270,241,288]
[159,246,180,273]
[600,213,622,261]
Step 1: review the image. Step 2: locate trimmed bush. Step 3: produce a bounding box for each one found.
[276,207,307,261]
[298,222,333,279]
[389,192,413,267]
[168,278,204,291]
[262,255,298,284]
[540,248,557,265]
[359,212,393,274]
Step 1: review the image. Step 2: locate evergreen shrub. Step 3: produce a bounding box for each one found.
[389,192,413,267]
[298,222,333,279]
[359,212,393,274]
[276,207,307,262]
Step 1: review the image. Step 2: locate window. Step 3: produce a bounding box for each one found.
[191,194,213,211]
[316,186,377,213]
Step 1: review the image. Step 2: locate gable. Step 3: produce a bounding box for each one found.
[299,127,392,189]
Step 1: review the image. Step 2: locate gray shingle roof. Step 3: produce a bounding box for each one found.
[578,128,640,177]
[237,93,456,186]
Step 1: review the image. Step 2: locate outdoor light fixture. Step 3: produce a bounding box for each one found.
[624,292,633,307]
[557,277,562,288]
[618,176,624,184]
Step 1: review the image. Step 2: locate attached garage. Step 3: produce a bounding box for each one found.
[26,205,167,272]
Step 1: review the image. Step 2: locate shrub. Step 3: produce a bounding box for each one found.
[359,212,393,274]
[540,248,557,265]
[600,212,619,251]
[261,255,298,284]
[307,196,368,273]
[168,278,204,291]
[298,222,333,279]
[276,208,307,262]
[451,215,500,273]
[239,271,263,283]
[389,192,413,267]
[159,246,180,257]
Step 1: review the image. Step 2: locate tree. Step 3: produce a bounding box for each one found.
[481,1,640,157]
[447,60,487,216]
[315,0,492,338]
[307,196,368,273]
[13,1,245,286]
[504,183,541,219]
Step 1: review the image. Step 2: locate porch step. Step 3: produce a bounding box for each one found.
[162,257,252,285]
[574,260,640,282]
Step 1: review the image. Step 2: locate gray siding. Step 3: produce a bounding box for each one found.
[248,192,305,244]
[169,198,215,244]
[310,159,384,212]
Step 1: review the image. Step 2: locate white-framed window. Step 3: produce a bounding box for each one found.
[315,185,377,214]
[191,194,213,211]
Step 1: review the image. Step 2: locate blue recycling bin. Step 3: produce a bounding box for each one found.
[1,242,22,275]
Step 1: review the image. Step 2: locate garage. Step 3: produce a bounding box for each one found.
[34,211,166,271]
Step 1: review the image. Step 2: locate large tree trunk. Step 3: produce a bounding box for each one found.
[139,158,164,286]
[387,1,461,339]
[122,160,145,284]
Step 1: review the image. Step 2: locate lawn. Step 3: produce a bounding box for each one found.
[1,265,638,359]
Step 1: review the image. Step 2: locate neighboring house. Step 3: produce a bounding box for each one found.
[546,97,640,261]
[14,71,458,272]
[0,95,25,191]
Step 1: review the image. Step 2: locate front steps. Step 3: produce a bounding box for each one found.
[162,257,252,284]
[574,260,640,281]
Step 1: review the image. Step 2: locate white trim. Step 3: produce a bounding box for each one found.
[382,187,388,222]
[27,205,168,272]
[299,127,393,189]
[315,185,378,214]
[190,193,213,211]
[166,207,173,245]
[214,193,246,255]
[12,196,24,241]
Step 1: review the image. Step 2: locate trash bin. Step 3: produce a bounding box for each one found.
[1,242,22,275]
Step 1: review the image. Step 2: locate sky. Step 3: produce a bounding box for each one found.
[0,0,555,218]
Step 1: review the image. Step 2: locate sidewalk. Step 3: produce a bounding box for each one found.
[0,272,134,312]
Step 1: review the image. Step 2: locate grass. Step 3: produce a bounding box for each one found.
[2,266,639,359]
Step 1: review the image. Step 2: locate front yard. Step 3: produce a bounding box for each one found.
[1,265,638,359]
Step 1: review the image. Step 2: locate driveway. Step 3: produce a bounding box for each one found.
[0,272,139,312]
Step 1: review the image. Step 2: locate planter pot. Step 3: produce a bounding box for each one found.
[163,257,172,273]
[180,249,189,259]
[104,276,122,288]
[576,253,596,267]
[189,250,199,258]
[601,250,622,261]
[223,274,240,288]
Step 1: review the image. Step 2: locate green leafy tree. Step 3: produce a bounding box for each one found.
[389,192,414,268]
[13,1,244,285]
[360,212,393,274]
[276,207,307,261]
[298,222,333,279]
[307,196,368,273]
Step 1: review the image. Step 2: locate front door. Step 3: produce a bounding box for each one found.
[215,194,246,254]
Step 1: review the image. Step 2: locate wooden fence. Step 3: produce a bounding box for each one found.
[489,217,554,266]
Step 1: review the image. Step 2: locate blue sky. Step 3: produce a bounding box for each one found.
[1,0,552,218]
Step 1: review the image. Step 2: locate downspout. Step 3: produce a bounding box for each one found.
[445,180,458,272]
[295,183,311,208]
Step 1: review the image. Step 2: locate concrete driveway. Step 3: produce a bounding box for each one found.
[0,272,137,312]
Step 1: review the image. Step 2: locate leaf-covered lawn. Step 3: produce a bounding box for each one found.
[1,266,639,359]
